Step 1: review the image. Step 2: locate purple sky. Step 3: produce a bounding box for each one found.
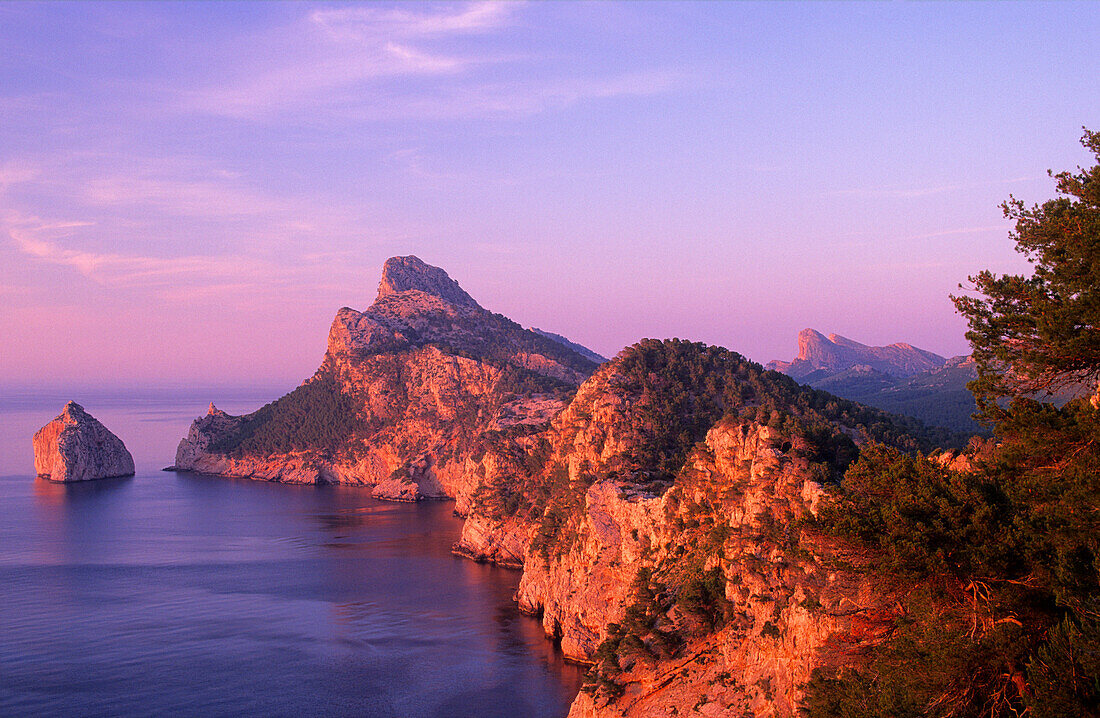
[2,2,1098,390]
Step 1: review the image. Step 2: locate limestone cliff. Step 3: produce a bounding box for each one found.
[375,254,480,309]
[453,339,939,717]
[172,256,598,510]
[33,402,135,482]
[551,421,893,717]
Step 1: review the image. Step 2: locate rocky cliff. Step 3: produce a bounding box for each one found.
[559,422,894,717]
[454,339,943,716]
[33,401,135,482]
[172,256,598,510]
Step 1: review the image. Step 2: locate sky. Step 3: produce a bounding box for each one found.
[2,1,1099,392]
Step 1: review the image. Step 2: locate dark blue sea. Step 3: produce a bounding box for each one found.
[0,388,583,717]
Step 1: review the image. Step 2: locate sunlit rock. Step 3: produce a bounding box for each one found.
[33,402,135,482]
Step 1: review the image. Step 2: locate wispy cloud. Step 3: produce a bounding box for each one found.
[177,2,674,122]
[309,2,513,39]
[5,212,368,300]
[180,2,515,119]
[384,147,460,181]
[10,222,268,286]
[0,160,40,193]
[82,175,286,218]
[0,153,368,242]
[338,70,677,121]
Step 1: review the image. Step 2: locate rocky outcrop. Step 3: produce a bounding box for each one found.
[375,254,480,309]
[489,420,892,717]
[33,402,135,482]
[767,328,946,380]
[449,340,926,717]
[171,256,599,508]
[515,479,668,659]
[453,513,533,568]
[563,422,893,717]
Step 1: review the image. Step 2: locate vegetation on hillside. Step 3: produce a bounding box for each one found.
[207,346,581,459]
[207,371,372,457]
[600,338,966,475]
[366,293,600,379]
[804,130,1100,718]
[809,363,982,434]
[474,337,970,572]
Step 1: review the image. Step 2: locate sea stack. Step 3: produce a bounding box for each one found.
[33,402,135,482]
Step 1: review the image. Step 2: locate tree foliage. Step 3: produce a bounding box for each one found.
[953,128,1100,411]
[806,130,1100,718]
[819,444,1011,581]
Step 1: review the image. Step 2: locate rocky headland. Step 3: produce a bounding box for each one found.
[33,401,135,482]
[171,255,600,509]
[453,339,938,716]
[766,328,946,380]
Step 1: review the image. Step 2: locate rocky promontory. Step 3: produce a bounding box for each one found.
[453,339,954,716]
[168,262,966,715]
[171,255,601,508]
[33,401,135,482]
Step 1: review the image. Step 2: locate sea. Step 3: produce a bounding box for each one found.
[0,387,584,718]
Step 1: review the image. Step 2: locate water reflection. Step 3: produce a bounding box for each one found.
[33,475,132,504]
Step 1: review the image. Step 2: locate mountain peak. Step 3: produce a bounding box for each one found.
[769,328,946,380]
[375,256,481,309]
[61,401,87,422]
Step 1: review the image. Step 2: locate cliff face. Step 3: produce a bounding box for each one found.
[458,416,892,716]
[172,256,598,509]
[453,340,914,717]
[554,421,892,717]
[33,402,135,482]
[767,328,946,380]
[375,254,480,309]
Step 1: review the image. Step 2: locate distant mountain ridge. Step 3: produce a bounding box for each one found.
[530,328,607,364]
[766,328,946,379]
[768,329,980,433]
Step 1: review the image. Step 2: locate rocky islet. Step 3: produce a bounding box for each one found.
[33,401,135,482]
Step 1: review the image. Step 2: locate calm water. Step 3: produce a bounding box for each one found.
[0,391,583,717]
